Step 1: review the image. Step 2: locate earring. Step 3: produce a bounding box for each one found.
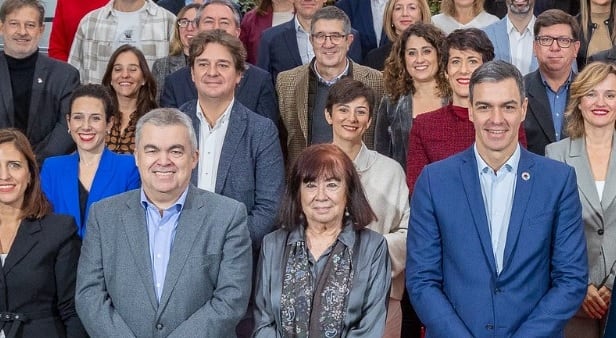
[344,208,350,217]
[67,128,71,134]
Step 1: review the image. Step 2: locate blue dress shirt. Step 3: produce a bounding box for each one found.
[541,72,573,141]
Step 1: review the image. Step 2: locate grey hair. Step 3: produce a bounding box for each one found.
[196,0,241,28]
[469,60,525,104]
[310,6,352,35]
[135,108,198,152]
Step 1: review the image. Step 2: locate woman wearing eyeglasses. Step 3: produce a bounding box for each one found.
[152,3,201,102]
[546,62,616,338]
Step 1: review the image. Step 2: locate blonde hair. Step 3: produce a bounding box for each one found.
[169,4,201,55]
[440,0,484,17]
[565,61,616,138]
[383,0,431,41]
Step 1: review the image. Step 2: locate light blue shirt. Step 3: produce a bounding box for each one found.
[541,72,573,141]
[295,16,314,65]
[140,187,189,301]
[474,144,521,274]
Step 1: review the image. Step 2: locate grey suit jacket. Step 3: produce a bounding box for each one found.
[152,54,187,102]
[181,100,284,251]
[546,136,616,289]
[75,185,253,338]
[0,52,79,162]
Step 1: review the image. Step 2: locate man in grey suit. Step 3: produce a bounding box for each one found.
[75,108,253,337]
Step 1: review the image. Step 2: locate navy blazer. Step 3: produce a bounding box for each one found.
[483,17,538,74]
[180,100,284,250]
[256,18,363,83]
[0,52,79,163]
[155,0,183,14]
[336,0,388,58]
[160,64,279,124]
[523,69,571,155]
[407,146,587,337]
[40,148,141,238]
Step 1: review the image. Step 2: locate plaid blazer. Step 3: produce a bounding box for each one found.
[276,61,384,167]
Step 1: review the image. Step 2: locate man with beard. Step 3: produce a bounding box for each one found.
[484,0,538,75]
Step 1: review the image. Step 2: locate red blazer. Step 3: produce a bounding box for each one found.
[240,8,274,65]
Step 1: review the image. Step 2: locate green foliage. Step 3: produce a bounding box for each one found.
[429,0,441,15]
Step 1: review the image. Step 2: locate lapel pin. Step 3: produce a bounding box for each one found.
[521,172,530,181]
[37,78,43,84]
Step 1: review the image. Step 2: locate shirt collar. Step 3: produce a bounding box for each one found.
[294,15,309,34]
[506,15,535,35]
[540,70,574,90]
[473,143,521,175]
[196,98,234,129]
[312,59,350,86]
[352,142,372,173]
[287,220,356,249]
[140,185,189,213]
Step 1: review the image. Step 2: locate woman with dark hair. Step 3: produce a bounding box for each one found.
[326,78,409,337]
[0,129,86,338]
[41,84,140,238]
[432,0,499,34]
[253,144,391,337]
[102,44,158,154]
[546,62,616,338]
[240,0,294,64]
[363,0,431,70]
[376,22,450,169]
[152,3,201,101]
[577,0,616,69]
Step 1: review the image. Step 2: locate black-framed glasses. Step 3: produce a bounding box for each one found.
[177,18,198,28]
[535,35,576,48]
[311,33,347,44]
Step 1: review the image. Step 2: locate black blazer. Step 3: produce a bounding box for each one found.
[0,214,85,338]
[588,45,616,64]
[156,0,183,15]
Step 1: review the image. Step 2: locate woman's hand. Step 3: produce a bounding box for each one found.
[582,284,610,319]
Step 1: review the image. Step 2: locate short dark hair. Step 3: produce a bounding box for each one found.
[69,84,116,123]
[188,29,246,72]
[443,28,495,66]
[325,78,376,119]
[196,0,241,28]
[0,128,52,219]
[310,6,352,35]
[0,0,44,26]
[278,144,376,231]
[469,60,525,104]
[534,9,580,41]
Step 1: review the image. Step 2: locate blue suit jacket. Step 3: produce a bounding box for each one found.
[483,17,538,73]
[256,18,363,83]
[180,100,284,250]
[336,0,388,58]
[160,64,279,125]
[407,146,587,338]
[40,148,141,237]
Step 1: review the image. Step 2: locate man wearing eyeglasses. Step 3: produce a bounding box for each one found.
[276,6,384,166]
[523,9,580,155]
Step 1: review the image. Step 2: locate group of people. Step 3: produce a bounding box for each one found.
[0,0,616,337]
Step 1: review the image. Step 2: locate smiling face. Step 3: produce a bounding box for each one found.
[179,7,198,52]
[300,176,347,229]
[447,48,483,106]
[191,42,242,103]
[326,96,372,145]
[469,78,527,166]
[198,3,240,37]
[294,0,327,20]
[579,73,616,132]
[391,0,423,35]
[0,142,30,210]
[110,51,145,100]
[135,123,198,208]
[0,5,44,59]
[533,24,580,75]
[506,0,534,15]
[311,19,353,71]
[68,96,113,154]
[404,34,439,84]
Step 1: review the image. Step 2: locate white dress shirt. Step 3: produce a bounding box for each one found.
[507,15,535,75]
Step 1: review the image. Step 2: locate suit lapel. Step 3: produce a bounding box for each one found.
[215,102,246,193]
[28,55,47,135]
[601,133,616,210]
[283,22,302,66]
[156,187,204,313]
[0,53,15,126]
[568,138,603,223]
[296,69,310,141]
[459,149,498,274]
[88,148,115,207]
[122,199,158,310]
[526,72,556,142]
[3,219,41,275]
[502,149,534,269]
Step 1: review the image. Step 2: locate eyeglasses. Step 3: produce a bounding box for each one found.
[177,18,198,28]
[311,33,347,44]
[535,35,576,48]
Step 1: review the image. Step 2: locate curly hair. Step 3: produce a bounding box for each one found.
[383,23,449,101]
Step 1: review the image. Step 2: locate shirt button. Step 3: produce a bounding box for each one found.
[486,324,494,330]
[156,254,162,259]
[598,229,605,235]
[156,323,164,330]
[156,283,161,288]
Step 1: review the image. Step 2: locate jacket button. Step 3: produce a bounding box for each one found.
[156,323,164,330]
[598,229,605,235]
[486,324,494,330]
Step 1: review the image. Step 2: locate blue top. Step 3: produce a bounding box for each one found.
[40,147,141,237]
[541,72,573,141]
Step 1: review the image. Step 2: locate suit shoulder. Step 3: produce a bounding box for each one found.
[191,187,244,210]
[526,149,572,173]
[353,63,383,78]
[41,154,73,168]
[38,213,79,238]
[246,64,270,79]
[179,99,198,115]
[261,21,290,40]
[544,138,571,155]
[92,189,140,209]
[167,66,191,81]
[278,64,308,80]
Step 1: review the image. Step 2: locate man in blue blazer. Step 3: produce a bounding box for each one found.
[160,0,279,125]
[336,0,388,58]
[483,0,538,75]
[76,108,253,337]
[407,60,587,337]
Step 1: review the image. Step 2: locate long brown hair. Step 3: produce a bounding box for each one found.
[0,129,52,219]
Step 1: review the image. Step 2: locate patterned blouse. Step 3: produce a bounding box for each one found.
[106,111,137,154]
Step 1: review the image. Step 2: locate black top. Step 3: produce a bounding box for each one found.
[5,52,38,132]
[78,179,89,227]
